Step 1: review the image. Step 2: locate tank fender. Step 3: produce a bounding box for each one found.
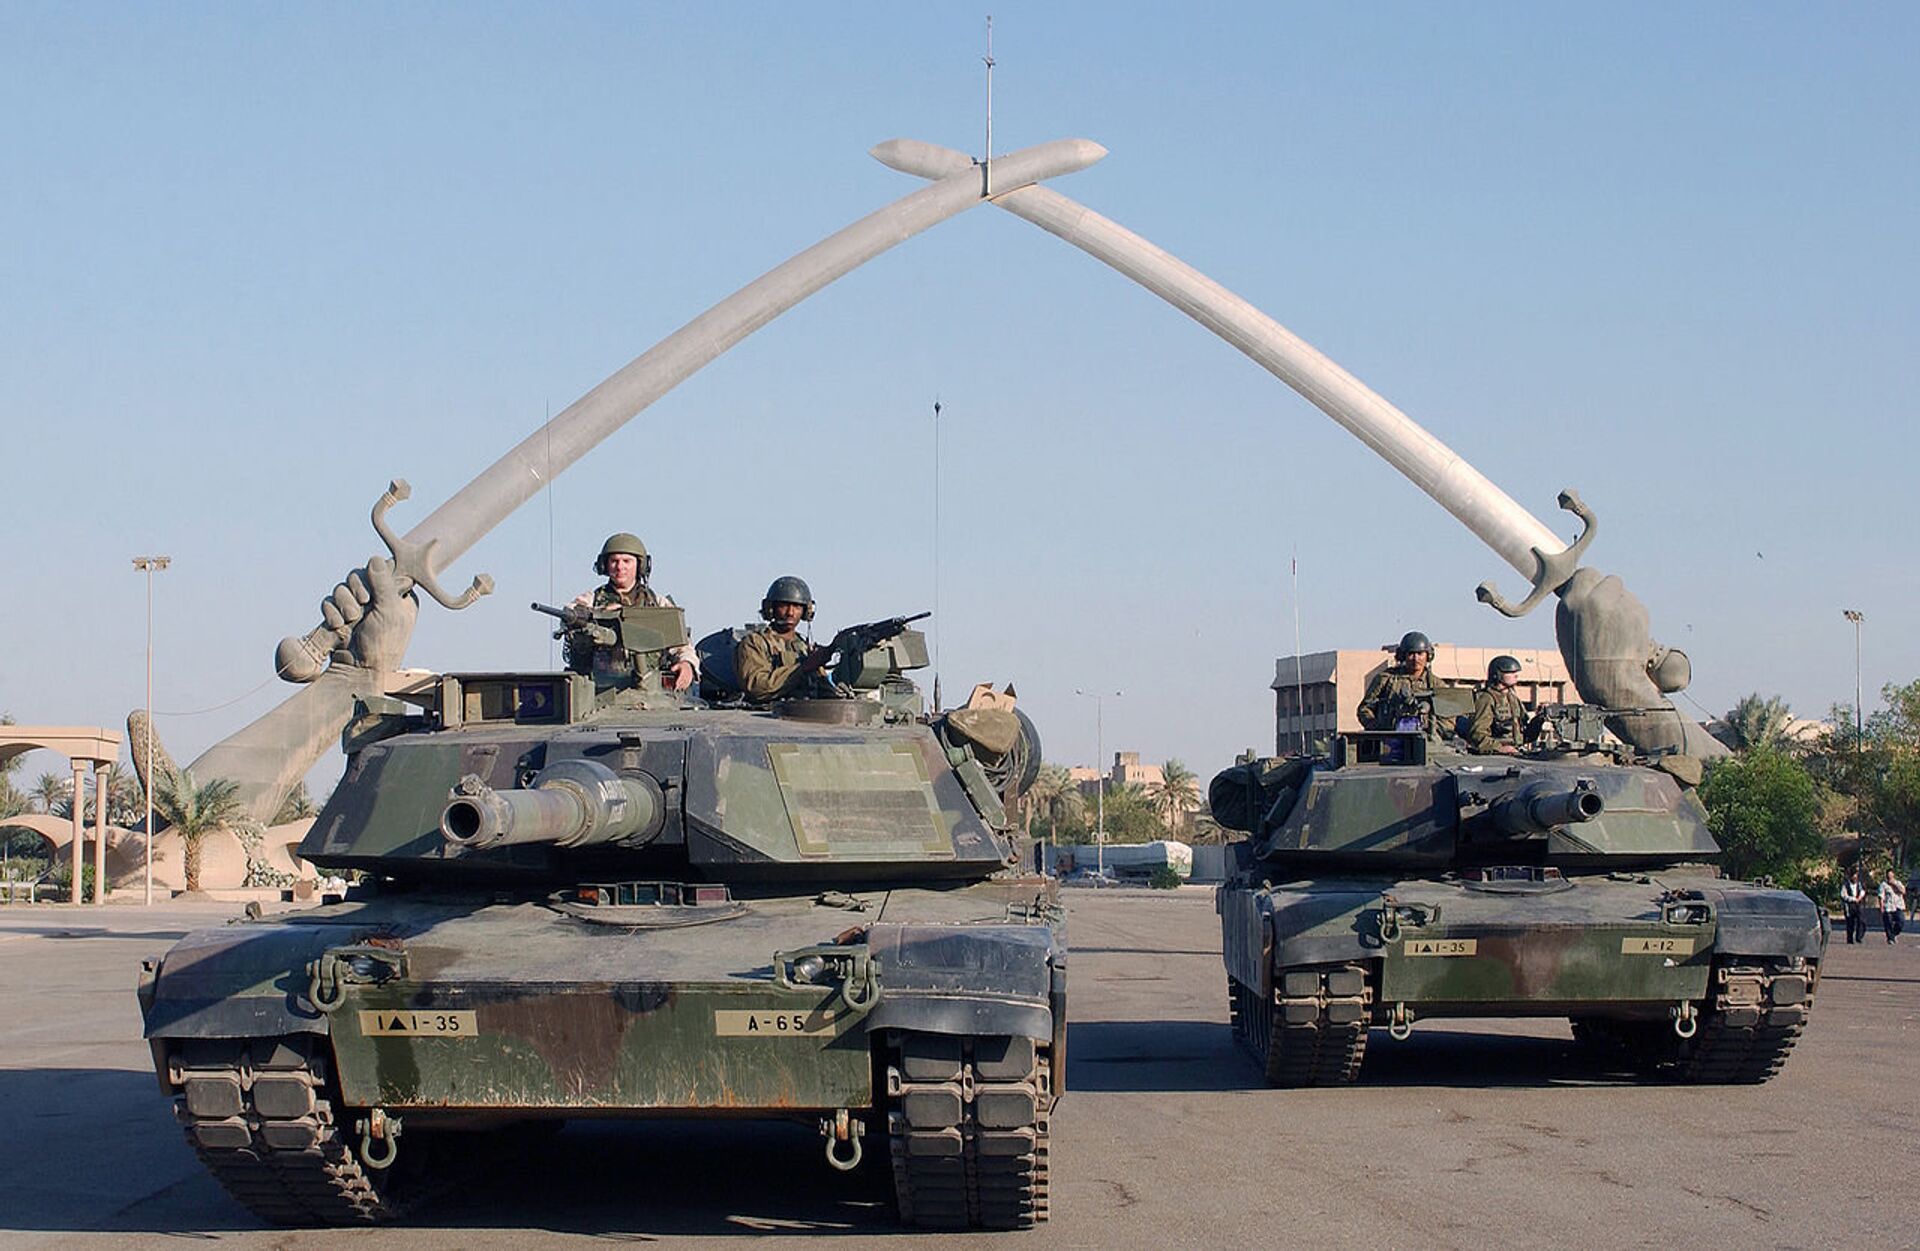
[1265,888,1383,969]
[1217,886,1269,990]
[141,923,343,1040]
[862,923,1058,1042]
[1701,885,1829,960]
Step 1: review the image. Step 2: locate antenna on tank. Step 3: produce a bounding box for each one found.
[932,397,943,710]
[982,15,995,195]
[1292,549,1307,756]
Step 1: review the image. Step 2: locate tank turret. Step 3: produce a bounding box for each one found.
[1211,729,1713,873]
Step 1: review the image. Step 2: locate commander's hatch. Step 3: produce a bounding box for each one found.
[1331,732,1429,769]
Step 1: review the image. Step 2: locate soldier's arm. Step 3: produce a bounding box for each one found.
[1356,673,1389,729]
[736,635,807,700]
[1465,693,1498,752]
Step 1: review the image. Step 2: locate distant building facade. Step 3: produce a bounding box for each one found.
[1271,644,1577,755]
[1066,752,1166,800]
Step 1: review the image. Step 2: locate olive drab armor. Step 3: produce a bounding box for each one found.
[137,606,1061,1231]
[1212,710,1826,1087]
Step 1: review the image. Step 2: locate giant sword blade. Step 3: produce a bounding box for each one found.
[871,138,1721,759]
[183,139,1107,821]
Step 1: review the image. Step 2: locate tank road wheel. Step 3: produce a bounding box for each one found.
[1235,965,1370,1087]
[169,1035,422,1224]
[885,1032,1052,1229]
[1572,958,1817,1085]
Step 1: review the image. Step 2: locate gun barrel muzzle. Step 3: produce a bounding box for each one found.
[1490,781,1604,837]
[441,759,663,851]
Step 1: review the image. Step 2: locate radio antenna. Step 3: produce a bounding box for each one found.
[981,15,995,195]
[1292,548,1308,756]
[932,397,943,709]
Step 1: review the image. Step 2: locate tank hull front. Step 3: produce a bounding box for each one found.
[140,878,1064,1228]
[1218,870,1824,1085]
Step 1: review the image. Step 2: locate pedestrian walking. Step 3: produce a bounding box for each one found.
[1841,866,1868,944]
[1878,868,1907,945]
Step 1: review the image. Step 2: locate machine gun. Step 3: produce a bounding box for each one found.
[825,611,931,659]
[532,600,609,643]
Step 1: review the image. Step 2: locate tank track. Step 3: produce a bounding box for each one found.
[168,1034,415,1224]
[1571,958,1816,1084]
[1229,964,1371,1086]
[885,1032,1052,1229]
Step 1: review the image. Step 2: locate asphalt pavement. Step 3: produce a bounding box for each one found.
[0,890,1912,1249]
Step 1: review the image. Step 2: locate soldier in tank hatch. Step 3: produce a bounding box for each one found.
[565,532,697,690]
[1357,631,1442,733]
[735,576,835,702]
[1467,654,1532,755]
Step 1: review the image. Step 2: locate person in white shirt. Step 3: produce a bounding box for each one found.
[1878,868,1907,945]
[1841,867,1868,944]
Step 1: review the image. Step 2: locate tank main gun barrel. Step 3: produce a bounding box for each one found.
[1488,781,1604,837]
[441,759,663,852]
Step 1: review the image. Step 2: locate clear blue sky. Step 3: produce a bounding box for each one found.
[3,3,1915,792]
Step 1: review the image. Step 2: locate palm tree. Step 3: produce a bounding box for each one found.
[1146,759,1201,834]
[273,781,318,825]
[31,772,68,815]
[102,763,143,825]
[1024,765,1085,838]
[1721,694,1793,754]
[152,769,243,893]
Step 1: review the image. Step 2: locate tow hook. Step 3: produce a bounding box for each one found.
[1670,1000,1699,1039]
[356,1107,403,1169]
[1388,1002,1416,1041]
[820,1108,864,1171]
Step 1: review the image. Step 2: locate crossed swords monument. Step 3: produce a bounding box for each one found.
[141,134,1722,829]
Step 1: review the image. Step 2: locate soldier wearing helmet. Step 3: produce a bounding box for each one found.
[565,533,697,690]
[735,576,835,702]
[1467,654,1530,755]
[1356,631,1442,733]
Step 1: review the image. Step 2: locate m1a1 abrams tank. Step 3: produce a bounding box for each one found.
[137,604,1060,1230]
[1212,699,1827,1087]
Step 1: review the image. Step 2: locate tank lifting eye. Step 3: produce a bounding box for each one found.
[820,1109,865,1171]
[356,1108,403,1170]
[1670,1001,1698,1039]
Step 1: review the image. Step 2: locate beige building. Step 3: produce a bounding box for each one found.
[1066,752,1166,799]
[1272,644,1576,754]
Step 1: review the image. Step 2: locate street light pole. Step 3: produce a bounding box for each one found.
[1074,689,1122,878]
[134,555,171,905]
[1842,609,1864,749]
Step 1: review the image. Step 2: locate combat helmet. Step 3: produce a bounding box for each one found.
[595,532,652,580]
[1488,654,1522,681]
[761,575,815,622]
[1395,630,1434,660]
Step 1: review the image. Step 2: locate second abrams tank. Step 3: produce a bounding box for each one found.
[137,607,1061,1230]
[1212,702,1826,1087]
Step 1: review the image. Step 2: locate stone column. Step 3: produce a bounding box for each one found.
[93,762,109,904]
[70,759,86,905]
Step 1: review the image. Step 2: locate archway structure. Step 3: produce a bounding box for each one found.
[0,726,122,904]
